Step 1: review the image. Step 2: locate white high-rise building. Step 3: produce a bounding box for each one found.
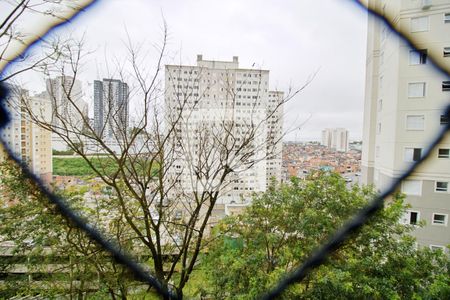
[321,128,349,152]
[266,90,284,182]
[165,55,283,206]
[0,87,52,183]
[46,76,88,151]
[362,0,450,251]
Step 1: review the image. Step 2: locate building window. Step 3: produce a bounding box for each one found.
[444,47,450,57]
[408,82,426,98]
[441,115,449,125]
[438,148,450,158]
[377,122,381,134]
[406,115,425,130]
[430,245,446,252]
[435,181,448,192]
[402,180,422,196]
[409,49,427,65]
[445,13,450,23]
[404,147,422,162]
[402,211,420,225]
[374,169,380,182]
[377,99,383,112]
[442,81,450,91]
[432,213,448,226]
[411,16,429,32]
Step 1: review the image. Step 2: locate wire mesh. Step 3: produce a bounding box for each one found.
[0,0,448,299]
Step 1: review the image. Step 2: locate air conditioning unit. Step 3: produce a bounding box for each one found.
[422,0,432,10]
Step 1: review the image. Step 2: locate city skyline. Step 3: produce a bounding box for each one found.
[8,80,363,144]
[4,0,368,142]
[321,128,350,152]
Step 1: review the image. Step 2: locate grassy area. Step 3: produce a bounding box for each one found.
[53,156,159,177]
[53,157,118,176]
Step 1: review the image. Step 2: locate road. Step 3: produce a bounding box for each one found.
[343,172,362,187]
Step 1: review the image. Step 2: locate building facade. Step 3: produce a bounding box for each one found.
[165,55,283,206]
[93,79,129,140]
[46,76,87,151]
[362,0,450,250]
[266,90,284,183]
[321,128,349,152]
[0,87,52,183]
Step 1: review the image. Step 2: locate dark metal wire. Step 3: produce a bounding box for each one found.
[260,107,450,300]
[0,1,177,298]
[0,1,448,300]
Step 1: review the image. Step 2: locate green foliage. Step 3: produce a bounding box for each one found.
[53,156,118,176]
[53,156,159,177]
[0,159,138,298]
[202,172,450,299]
[52,149,75,155]
[0,159,84,298]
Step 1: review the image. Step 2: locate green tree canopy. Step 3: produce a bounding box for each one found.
[202,172,450,299]
[0,159,139,299]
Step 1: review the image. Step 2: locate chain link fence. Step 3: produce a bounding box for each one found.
[0,0,449,299]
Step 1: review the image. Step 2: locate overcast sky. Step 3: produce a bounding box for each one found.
[10,0,369,141]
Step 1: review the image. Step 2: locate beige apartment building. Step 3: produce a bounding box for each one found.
[362,0,450,250]
[0,88,52,183]
[165,55,283,208]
